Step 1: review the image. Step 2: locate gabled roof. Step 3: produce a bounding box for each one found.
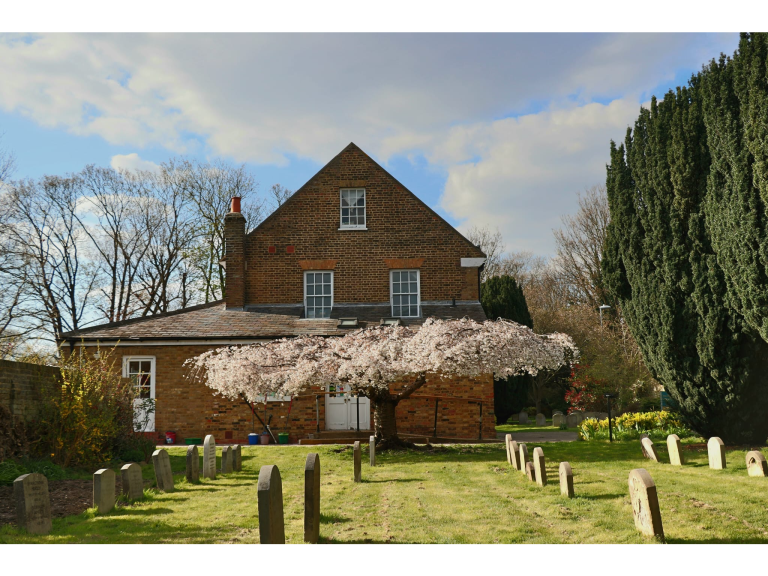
[249,142,485,257]
[60,301,488,342]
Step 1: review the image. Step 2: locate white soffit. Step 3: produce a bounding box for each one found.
[461,258,487,268]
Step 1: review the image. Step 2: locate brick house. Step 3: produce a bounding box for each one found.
[60,143,494,444]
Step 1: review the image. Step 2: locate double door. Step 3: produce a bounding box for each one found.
[325,384,370,430]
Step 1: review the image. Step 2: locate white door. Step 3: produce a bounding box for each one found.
[124,357,156,433]
[325,384,370,430]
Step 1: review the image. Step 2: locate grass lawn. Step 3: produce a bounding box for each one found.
[496,421,580,434]
[2,440,767,544]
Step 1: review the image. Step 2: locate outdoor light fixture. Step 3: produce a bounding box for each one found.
[337,317,359,328]
[599,304,611,328]
[604,393,617,442]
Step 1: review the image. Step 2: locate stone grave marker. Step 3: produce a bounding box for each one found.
[509,440,521,470]
[203,434,216,479]
[518,411,529,424]
[746,451,768,477]
[152,449,174,492]
[353,441,362,482]
[708,437,726,469]
[559,462,574,498]
[641,437,660,462]
[566,414,579,428]
[519,443,529,473]
[93,468,116,514]
[221,446,233,473]
[505,434,513,466]
[258,465,285,544]
[304,453,320,543]
[628,468,664,539]
[535,413,546,426]
[552,414,565,427]
[186,445,200,483]
[552,410,563,416]
[525,462,535,482]
[595,412,609,420]
[533,447,547,487]
[232,445,242,472]
[369,436,376,467]
[639,433,651,458]
[120,462,144,500]
[13,473,52,534]
[666,434,684,466]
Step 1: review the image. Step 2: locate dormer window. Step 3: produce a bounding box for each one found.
[340,188,366,229]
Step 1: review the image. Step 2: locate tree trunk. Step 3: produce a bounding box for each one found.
[371,394,413,450]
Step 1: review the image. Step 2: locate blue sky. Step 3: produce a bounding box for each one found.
[0,33,740,257]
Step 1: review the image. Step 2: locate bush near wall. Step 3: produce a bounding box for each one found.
[578,411,696,441]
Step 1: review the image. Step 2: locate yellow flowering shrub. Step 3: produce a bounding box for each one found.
[578,411,694,441]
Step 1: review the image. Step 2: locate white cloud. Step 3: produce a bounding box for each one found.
[110,153,160,173]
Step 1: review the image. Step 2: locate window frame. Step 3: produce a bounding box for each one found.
[339,188,367,230]
[304,270,334,319]
[122,356,156,400]
[390,269,421,318]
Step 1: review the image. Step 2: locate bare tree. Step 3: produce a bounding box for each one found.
[464,225,504,282]
[552,185,610,308]
[269,183,293,210]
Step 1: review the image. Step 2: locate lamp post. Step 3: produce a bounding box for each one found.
[604,393,617,442]
[599,304,611,328]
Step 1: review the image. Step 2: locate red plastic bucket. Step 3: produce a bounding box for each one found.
[165,431,176,444]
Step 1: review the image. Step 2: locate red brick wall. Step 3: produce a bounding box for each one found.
[94,344,495,444]
[242,144,485,305]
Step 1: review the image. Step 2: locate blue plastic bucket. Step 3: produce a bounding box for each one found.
[248,433,259,445]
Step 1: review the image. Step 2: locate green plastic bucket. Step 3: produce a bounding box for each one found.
[278,433,289,444]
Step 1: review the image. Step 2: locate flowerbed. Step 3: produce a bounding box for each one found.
[578,410,696,441]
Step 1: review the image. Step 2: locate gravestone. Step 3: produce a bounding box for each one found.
[152,449,174,492]
[533,447,547,487]
[509,440,521,470]
[258,465,285,544]
[746,451,768,477]
[13,473,52,534]
[552,414,565,428]
[559,462,574,498]
[574,411,584,424]
[221,446,233,473]
[369,436,376,466]
[232,445,242,472]
[666,434,684,466]
[628,468,664,539]
[304,453,321,543]
[518,411,529,424]
[583,411,597,419]
[552,410,563,416]
[203,434,216,479]
[353,441,362,482]
[595,412,609,420]
[120,462,144,500]
[639,433,651,458]
[525,462,535,482]
[93,468,116,514]
[505,434,513,466]
[186,445,200,483]
[519,443,529,473]
[535,413,546,426]
[641,437,659,462]
[707,437,726,469]
[566,414,579,428]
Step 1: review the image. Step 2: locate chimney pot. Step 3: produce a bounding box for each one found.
[230,196,241,213]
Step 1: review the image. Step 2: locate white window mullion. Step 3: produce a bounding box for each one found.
[390,269,420,318]
[304,271,334,319]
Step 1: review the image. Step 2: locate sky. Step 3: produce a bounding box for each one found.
[0,32,740,258]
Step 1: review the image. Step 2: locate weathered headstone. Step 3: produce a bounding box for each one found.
[628,468,664,539]
[120,462,144,500]
[369,436,376,467]
[552,410,563,416]
[583,411,597,419]
[533,447,547,487]
[232,444,242,472]
[13,473,52,534]
[203,434,216,479]
[304,453,320,543]
[509,440,521,470]
[186,445,200,483]
[518,411,529,424]
[525,462,535,482]
[566,414,579,428]
[519,443,529,473]
[552,414,565,427]
[535,413,546,426]
[505,434,513,466]
[573,411,584,424]
[221,446,233,473]
[559,462,574,498]
[639,433,651,458]
[152,449,174,492]
[708,437,726,469]
[595,412,609,420]
[258,465,285,544]
[666,434,684,466]
[353,441,362,482]
[746,451,768,477]
[641,437,659,462]
[93,468,115,514]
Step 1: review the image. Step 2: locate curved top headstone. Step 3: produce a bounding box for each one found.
[203,435,217,479]
[707,437,726,469]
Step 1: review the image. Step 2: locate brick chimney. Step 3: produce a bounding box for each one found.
[224,197,246,309]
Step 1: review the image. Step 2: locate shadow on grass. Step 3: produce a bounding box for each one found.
[107,507,176,517]
[667,536,768,544]
[319,536,394,544]
[362,478,421,484]
[582,493,624,500]
[320,512,350,524]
